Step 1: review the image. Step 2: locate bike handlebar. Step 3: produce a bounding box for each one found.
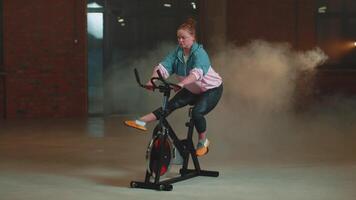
[134,68,181,92]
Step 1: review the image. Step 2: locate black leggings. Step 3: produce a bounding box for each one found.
[152,84,223,134]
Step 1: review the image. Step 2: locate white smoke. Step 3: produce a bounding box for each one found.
[214,40,327,115]
[206,40,334,162]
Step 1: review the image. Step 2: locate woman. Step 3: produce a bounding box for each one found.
[125,18,223,157]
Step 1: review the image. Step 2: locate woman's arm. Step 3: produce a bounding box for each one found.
[145,64,171,90]
[178,73,198,88]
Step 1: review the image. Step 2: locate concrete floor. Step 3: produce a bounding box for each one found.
[1,115,356,200]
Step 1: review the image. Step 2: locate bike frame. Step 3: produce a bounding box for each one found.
[130,68,219,191]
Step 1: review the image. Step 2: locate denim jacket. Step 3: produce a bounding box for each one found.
[160,42,211,77]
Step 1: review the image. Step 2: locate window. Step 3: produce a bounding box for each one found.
[316,0,356,68]
[87,0,105,114]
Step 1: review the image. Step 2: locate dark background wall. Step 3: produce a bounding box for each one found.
[2,0,87,118]
[226,0,316,50]
[224,0,356,108]
[0,0,355,118]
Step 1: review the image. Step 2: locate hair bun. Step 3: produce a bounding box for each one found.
[178,17,197,39]
[185,18,196,27]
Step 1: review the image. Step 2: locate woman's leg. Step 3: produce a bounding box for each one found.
[125,89,197,131]
[192,85,223,156]
[192,84,223,135]
[151,88,197,121]
[139,113,157,123]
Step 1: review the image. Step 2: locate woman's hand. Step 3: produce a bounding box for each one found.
[144,81,154,91]
[174,73,197,92]
[173,83,184,92]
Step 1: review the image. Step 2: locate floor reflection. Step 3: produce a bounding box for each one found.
[0,116,355,199]
[87,117,105,138]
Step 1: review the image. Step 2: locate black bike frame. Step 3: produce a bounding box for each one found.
[130,68,219,191]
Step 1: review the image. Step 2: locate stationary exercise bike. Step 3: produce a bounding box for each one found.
[130,68,219,191]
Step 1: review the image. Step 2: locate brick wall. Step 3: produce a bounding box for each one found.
[0,74,4,118]
[3,0,87,118]
[226,0,316,49]
[295,0,317,50]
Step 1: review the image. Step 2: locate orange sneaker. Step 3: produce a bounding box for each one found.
[124,120,147,131]
[196,138,210,157]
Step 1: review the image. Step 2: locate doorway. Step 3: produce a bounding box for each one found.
[87,1,104,114]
